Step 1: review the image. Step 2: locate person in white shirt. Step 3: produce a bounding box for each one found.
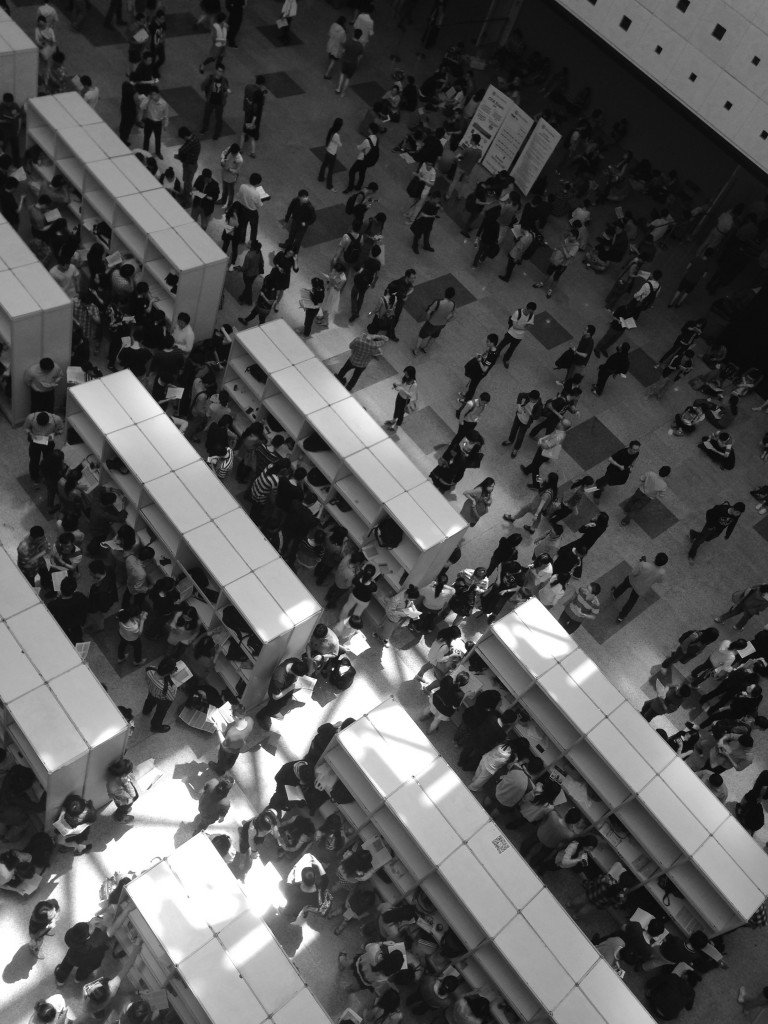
[79,75,99,109]
[172,313,195,354]
[353,9,374,45]
[49,257,80,299]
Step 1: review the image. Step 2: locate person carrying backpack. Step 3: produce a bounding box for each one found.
[344,125,381,193]
[627,268,662,320]
[413,287,455,354]
[334,228,363,274]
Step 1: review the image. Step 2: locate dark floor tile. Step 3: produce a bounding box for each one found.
[619,494,678,539]
[563,416,624,471]
[753,516,768,543]
[309,145,348,173]
[163,11,201,37]
[405,273,477,318]
[262,71,305,98]
[257,24,304,47]
[529,311,573,350]
[351,81,386,107]
[162,86,236,137]
[527,243,553,274]
[17,474,59,520]
[302,202,352,248]
[628,346,659,387]
[71,10,127,46]
[401,405,454,452]
[323,352,397,390]
[579,560,660,644]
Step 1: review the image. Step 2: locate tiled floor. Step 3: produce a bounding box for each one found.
[2,1,768,1023]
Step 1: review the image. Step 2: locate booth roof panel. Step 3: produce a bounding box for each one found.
[56,90,103,125]
[0,547,39,618]
[466,822,543,910]
[218,912,304,1014]
[557,649,624,714]
[184,521,251,588]
[7,604,82,680]
[84,127,132,158]
[369,438,428,489]
[415,760,489,841]
[69,378,134,435]
[143,476,210,535]
[256,560,321,625]
[139,415,199,471]
[9,686,88,771]
[438,845,516,937]
[167,835,251,930]
[178,942,267,1024]
[0,621,43,703]
[490,612,567,680]
[522,889,599,983]
[110,154,164,190]
[128,863,212,962]
[226,574,293,642]
[234,327,292,374]
[106,424,172,483]
[271,988,332,1024]
[365,697,441,778]
[102,369,164,423]
[260,319,314,363]
[214,508,280,571]
[14,262,72,311]
[387,784,463,865]
[408,480,467,538]
[176,462,239,518]
[0,268,40,317]
[332,398,388,447]
[50,666,128,747]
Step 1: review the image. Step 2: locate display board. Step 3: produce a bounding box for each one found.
[483,103,534,176]
[460,84,516,159]
[511,117,561,194]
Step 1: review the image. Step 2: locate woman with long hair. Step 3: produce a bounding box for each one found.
[503,472,558,534]
[318,118,343,191]
[461,476,495,526]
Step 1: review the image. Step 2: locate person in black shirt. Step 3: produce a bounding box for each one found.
[688,500,743,561]
[593,441,640,501]
[592,341,631,396]
[47,577,89,644]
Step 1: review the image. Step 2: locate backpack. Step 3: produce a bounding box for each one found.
[639,279,660,311]
[343,235,362,265]
[363,136,379,166]
[345,190,364,215]
[375,516,404,548]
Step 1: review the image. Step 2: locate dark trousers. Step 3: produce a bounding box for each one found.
[233,203,259,244]
[688,526,719,560]
[411,218,433,251]
[117,637,143,664]
[180,162,196,202]
[497,333,522,367]
[239,274,258,305]
[462,372,485,402]
[392,393,409,427]
[201,101,224,139]
[594,325,624,357]
[505,415,530,452]
[227,8,243,43]
[286,222,308,252]
[594,364,612,395]
[142,693,172,729]
[215,745,240,773]
[613,576,639,617]
[529,414,558,440]
[20,561,53,592]
[336,359,365,390]
[303,307,319,337]
[54,953,96,983]
[558,611,582,634]
[522,448,548,480]
[318,151,337,189]
[30,389,54,413]
[28,440,48,482]
[142,119,163,156]
[350,280,369,320]
[118,114,134,144]
[446,420,477,454]
[104,0,123,24]
[346,159,367,191]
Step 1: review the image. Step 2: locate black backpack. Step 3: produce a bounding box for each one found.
[363,136,379,166]
[345,190,364,215]
[344,235,362,265]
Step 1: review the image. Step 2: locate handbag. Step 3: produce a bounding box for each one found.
[406,175,423,199]
[465,449,484,469]
[276,16,289,28]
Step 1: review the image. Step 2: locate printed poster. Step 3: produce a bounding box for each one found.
[483,103,534,175]
[511,117,561,195]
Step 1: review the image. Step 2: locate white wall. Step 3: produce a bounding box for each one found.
[553,0,768,174]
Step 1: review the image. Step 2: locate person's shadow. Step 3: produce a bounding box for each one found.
[3,945,35,983]
[172,759,215,800]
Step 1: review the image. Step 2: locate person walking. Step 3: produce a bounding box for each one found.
[106,758,138,822]
[458,336,498,404]
[238,240,264,306]
[336,330,388,390]
[384,366,418,432]
[241,74,267,156]
[281,189,316,252]
[195,774,234,833]
[142,656,179,733]
[318,262,346,327]
[336,28,365,98]
[533,229,580,297]
[715,584,768,630]
[410,189,441,254]
[620,465,670,526]
[344,122,380,191]
[24,410,63,485]
[593,441,641,502]
[139,85,169,157]
[324,15,347,79]
[559,585,600,637]
[612,553,668,623]
[448,392,490,453]
[349,244,381,321]
[200,63,231,141]
[209,704,254,773]
[199,11,228,71]
[593,304,633,357]
[27,899,60,959]
[502,390,541,458]
[688,501,744,562]
[318,117,343,191]
[226,0,244,45]
[497,303,537,368]
[660,627,720,669]
[521,420,569,483]
[413,287,455,354]
[592,341,631,396]
[555,326,594,384]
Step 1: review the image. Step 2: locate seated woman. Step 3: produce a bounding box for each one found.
[280,851,328,921]
[698,430,735,470]
[670,399,709,436]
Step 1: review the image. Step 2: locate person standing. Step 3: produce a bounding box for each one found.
[592,341,631,396]
[459,335,498,403]
[318,117,343,191]
[621,466,670,526]
[521,419,569,483]
[384,269,416,341]
[27,899,60,959]
[344,122,379,191]
[410,189,441,254]
[373,585,421,645]
[384,366,417,432]
[503,390,541,458]
[301,276,325,337]
[593,441,641,502]
[230,172,265,262]
[353,5,374,45]
[23,410,63,485]
[555,325,594,384]
[497,303,537,368]
[449,392,490,452]
[336,28,365,98]
[0,92,22,165]
[533,229,580,297]
[336,330,387,390]
[201,63,230,141]
[142,656,179,733]
[349,244,381,321]
[241,74,267,156]
[47,578,89,644]
[106,758,138,822]
[210,704,254,773]
[226,0,244,45]
[17,525,53,592]
[219,142,243,208]
[593,303,633,357]
[715,585,768,631]
[413,286,455,354]
[612,553,668,623]
[139,85,169,157]
[195,774,234,832]
[24,357,62,413]
[447,131,482,201]
[281,189,316,252]
[175,127,201,205]
[688,501,744,562]
[54,923,108,984]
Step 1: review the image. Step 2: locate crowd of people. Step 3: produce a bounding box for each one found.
[3,0,768,1022]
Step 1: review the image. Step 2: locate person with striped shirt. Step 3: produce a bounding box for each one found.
[249,458,290,525]
[142,656,179,733]
[558,582,600,634]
